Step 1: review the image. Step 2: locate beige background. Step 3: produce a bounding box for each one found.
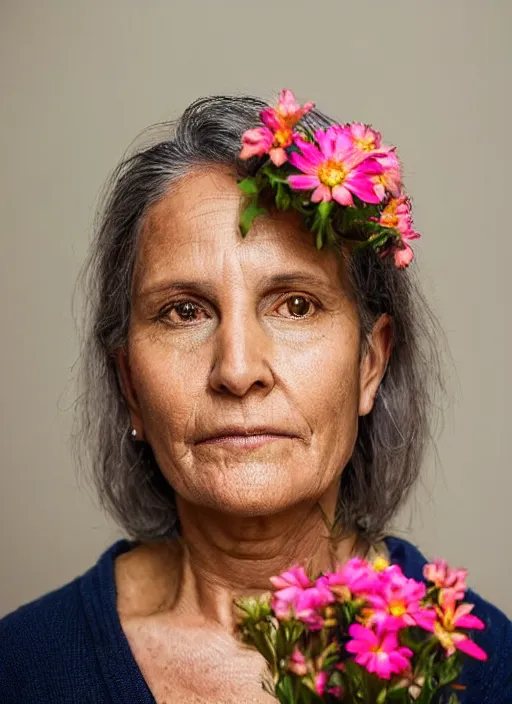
[1,0,510,619]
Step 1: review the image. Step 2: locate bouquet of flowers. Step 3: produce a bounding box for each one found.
[235,556,487,703]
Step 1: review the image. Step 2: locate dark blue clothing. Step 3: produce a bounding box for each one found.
[0,537,510,702]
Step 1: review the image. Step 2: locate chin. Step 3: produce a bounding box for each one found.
[196,464,319,516]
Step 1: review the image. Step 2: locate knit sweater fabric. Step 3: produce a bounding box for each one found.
[1,537,511,703]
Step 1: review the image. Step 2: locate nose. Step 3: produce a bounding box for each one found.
[209,311,275,397]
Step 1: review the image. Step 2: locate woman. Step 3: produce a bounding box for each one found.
[0,92,510,703]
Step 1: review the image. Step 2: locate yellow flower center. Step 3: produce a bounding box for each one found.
[373,557,390,572]
[274,128,293,148]
[380,199,399,229]
[434,622,455,650]
[355,136,376,152]
[389,601,407,617]
[318,160,346,188]
[381,213,399,229]
[435,604,456,632]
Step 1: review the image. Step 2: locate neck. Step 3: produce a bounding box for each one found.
[171,484,360,630]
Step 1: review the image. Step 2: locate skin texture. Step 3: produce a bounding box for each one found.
[115,167,392,702]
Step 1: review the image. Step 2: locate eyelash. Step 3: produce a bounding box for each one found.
[156,294,321,325]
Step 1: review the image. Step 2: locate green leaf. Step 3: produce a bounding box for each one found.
[386,686,409,702]
[262,163,291,186]
[397,629,425,655]
[275,674,295,703]
[291,194,316,217]
[435,654,463,686]
[343,659,363,688]
[326,219,338,245]
[317,200,334,221]
[238,177,259,195]
[447,694,460,704]
[340,204,379,230]
[239,200,267,236]
[275,182,291,211]
[376,686,388,704]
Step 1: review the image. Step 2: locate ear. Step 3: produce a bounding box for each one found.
[115,348,145,441]
[358,314,393,417]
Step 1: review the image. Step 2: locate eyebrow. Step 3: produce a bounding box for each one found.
[138,270,337,301]
[139,279,216,300]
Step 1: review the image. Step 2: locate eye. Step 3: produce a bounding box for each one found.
[276,295,316,319]
[161,300,208,324]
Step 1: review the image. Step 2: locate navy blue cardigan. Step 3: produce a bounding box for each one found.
[1,537,511,703]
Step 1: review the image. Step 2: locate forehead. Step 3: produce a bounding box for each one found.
[133,168,346,294]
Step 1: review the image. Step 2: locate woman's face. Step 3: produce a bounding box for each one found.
[118,168,390,517]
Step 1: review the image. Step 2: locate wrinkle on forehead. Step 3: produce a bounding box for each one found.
[132,166,350,299]
[133,169,241,291]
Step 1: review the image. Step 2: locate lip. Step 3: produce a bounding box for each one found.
[199,434,293,449]
[195,426,299,446]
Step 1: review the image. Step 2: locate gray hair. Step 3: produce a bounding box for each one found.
[72,95,446,545]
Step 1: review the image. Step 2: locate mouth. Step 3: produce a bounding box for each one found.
[198,434,294,449]
[195,427,299,448]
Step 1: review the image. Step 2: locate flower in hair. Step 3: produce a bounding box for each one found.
[288,128,385,206]
[374,195,420,268]
[238,89,421,268]
[345,122,384,153]
[240,89,315,166]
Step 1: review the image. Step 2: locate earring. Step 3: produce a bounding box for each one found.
[130,427,138,440]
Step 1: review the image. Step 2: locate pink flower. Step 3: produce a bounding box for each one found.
[240,127,274,161]
[339,123,402,198]
[434,592,487,661]
[261,88,315,132]
[287,647,308,676]
[346,624,413,679]
[390,242,414,268]
[288,127,385,206]
[270,565,312,591]
[378,195,419,240]
[326,557,381,596]
[240,89,314,166]
[364,568,436,633]
[270,568,334,628]
[294,577,336,630]
[377,195,420,268]
[424,559,468,602]
[344,122,384,153]
[328,685,344,698]
[372,151,402,199]
[314,671,343,697]
[270,565,312,619]
[314,671,328,695]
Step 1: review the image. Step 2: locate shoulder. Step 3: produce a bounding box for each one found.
[0,577,86,701]
[385,536,512,703]
[0,540,131,702]
[0,573,83,644]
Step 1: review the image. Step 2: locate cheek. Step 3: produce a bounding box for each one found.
[303,351,360,444]
[281,321,361,419]
[127,333,206,442]
[275,322,362,467]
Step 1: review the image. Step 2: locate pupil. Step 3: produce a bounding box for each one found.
[289,296,309,316]
[177,302,196,320]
